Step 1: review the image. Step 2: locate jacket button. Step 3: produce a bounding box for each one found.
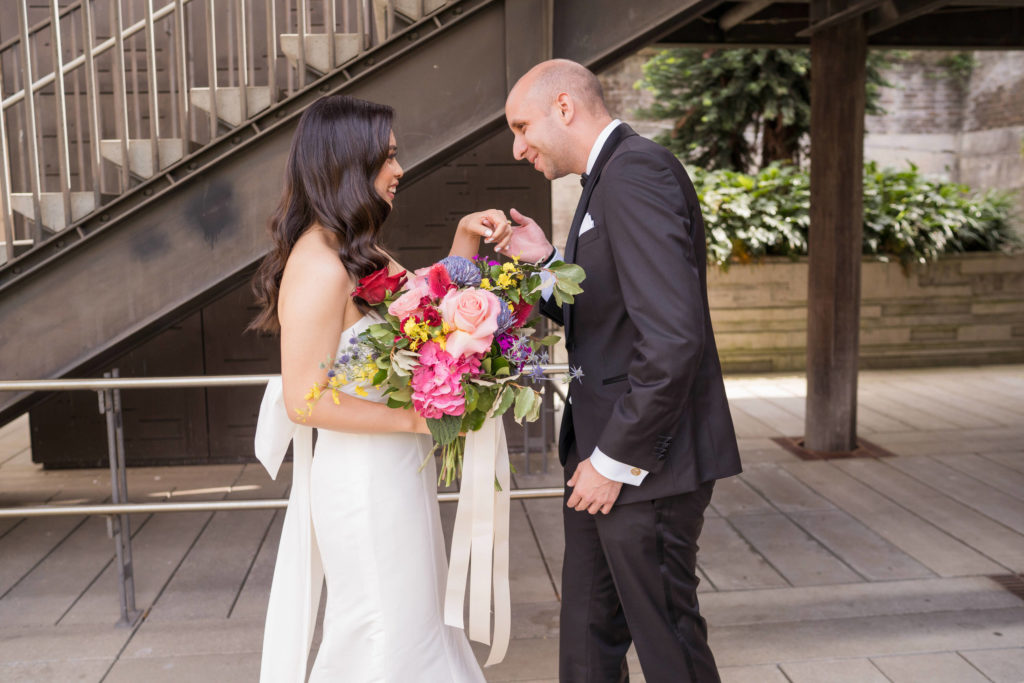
[630,467,642,476]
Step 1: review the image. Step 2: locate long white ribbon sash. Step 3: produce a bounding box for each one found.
[443,417,511,666]
[254,378,323,683]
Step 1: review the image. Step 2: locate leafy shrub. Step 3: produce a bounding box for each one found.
[693,162,1019,267]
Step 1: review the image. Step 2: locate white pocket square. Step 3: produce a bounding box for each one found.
[579,213,595,235]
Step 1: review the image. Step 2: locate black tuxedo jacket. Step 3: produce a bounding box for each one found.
[541,124,742,504]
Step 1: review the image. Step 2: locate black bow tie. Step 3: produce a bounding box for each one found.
[580,172,589,188]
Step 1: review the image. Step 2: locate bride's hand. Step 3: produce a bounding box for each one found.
[452,209,512,258]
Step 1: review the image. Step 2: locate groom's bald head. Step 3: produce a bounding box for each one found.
[510,59,609,118]
[505,60,613,178]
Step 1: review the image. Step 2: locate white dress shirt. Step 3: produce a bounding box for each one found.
[542,119,648,487]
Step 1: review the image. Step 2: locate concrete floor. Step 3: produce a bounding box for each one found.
[1,366,1023,682]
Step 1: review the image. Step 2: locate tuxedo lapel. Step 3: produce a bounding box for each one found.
[563,123,635,345]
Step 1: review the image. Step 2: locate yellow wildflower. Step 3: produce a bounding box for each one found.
[501,261,517,274]
[497,272,514,289]
[354,385,369,397]
[403,318,430,344]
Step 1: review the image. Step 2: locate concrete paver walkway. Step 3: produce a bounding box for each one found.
[1,366,1022,682]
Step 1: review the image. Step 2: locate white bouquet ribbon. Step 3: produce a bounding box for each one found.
[443,417,511,666]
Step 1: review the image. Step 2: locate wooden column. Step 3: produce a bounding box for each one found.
[805,16,866,452]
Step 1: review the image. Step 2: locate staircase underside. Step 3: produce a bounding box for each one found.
[0,0,722,423]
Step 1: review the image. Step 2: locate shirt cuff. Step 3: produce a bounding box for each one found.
[540,247,563,302]
[589,446,648,486]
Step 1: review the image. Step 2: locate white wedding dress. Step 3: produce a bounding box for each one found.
[255,314,485,682]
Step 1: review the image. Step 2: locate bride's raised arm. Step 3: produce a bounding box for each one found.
[277,235,428,434]
[449,209,514,259]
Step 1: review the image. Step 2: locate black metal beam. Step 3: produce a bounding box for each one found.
[660,3,1024,47]
[799,0,887,36]
[866,0,955,35]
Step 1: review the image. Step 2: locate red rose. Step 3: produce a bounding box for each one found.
[352,268,407,305]
[422,306,443,327]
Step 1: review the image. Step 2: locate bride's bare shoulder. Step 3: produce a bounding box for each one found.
[281,228,351,297]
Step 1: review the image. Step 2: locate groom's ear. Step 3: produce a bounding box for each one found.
[555,93,575,125]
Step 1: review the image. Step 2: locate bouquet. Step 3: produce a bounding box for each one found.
[300,253,585,484]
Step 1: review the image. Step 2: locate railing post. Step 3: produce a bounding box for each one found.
[0,64,15,264]
[235,0,249,122]
[80,0,103,202]
[112,0,131,192]
[16,0,44,244]
[144,0,162,176]
[297,0,308,88]
[266,0,278,104]
[205,0,220,136]
[48,0,74,229]
[325,0,337,72]
[173,0,191,147]
[99,368,141,628]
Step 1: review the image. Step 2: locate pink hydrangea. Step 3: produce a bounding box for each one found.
[410,341,482,419]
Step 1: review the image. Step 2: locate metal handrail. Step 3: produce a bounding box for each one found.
[0,365,570,391]
[0,364,565,625]
[0,488,566,519]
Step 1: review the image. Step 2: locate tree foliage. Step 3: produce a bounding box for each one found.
[637,48,891,171]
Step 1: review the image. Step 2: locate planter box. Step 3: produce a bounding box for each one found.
[708,252,1024,373]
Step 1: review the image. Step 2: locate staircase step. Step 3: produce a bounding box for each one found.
[390,0,448,21]
[189,86,271,128]
[0,240,34,265]
[279,33,361,74]
[9,193,96,232]
[100,139,185,178]
[373,0,448,41]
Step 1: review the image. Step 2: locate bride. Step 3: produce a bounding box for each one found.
[250,94,511,682]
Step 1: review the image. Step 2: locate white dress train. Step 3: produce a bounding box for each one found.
[256,315,485,682]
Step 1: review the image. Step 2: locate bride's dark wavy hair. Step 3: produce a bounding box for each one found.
[250,95,395,333]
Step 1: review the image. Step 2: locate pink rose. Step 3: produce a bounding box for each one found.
[439,288,501,358]
[388,282,430,320]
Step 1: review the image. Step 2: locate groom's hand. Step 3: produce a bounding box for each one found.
[505,208,554,263]
[567,459,623,515]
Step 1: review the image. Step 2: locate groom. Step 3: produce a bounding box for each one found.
[499,60,742,682]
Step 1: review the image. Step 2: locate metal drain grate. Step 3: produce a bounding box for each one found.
[770,436,899,461]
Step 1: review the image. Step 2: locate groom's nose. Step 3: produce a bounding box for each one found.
[512,136,526,161]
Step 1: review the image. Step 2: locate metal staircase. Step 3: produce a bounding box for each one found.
[0,0,721,424]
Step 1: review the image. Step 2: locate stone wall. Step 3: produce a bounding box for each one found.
[708,253,1024,373]
[864,51,1024,226]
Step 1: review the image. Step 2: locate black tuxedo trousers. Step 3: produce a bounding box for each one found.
[559,448,719,683]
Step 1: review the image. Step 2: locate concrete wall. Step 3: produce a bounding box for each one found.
[708,253,1024,373]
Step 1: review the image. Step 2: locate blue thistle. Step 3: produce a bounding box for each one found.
[528,364,547,382]
[439,255,482,287]
[495,298,516,334]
